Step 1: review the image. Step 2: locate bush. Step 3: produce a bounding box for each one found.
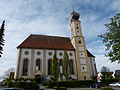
[7,81,39,90]
[101,78,119,86]
[46,78,120,88]
[47,80,96,88]
[58,80,96,88]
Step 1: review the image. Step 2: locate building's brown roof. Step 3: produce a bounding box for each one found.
[17,34,75,50]
[87,49,95,58]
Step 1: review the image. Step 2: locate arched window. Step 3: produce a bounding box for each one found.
[59,59,63,73]
[48,59,52,75]
[69,59,74,74]
[36,59,41,71]
[22,58,28,76]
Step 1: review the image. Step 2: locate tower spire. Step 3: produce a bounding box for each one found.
[72,5,74,12]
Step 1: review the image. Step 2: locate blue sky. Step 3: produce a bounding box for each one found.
[0,0,120,77]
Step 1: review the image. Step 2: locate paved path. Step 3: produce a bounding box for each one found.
[1,86,120,90]
[68,88,100,90]
[43,87,120,90]
[67,87,120,90]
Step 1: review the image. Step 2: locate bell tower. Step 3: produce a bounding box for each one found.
[70,11,91,80]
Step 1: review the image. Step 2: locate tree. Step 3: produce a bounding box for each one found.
[100,66,110,79]
[63,51,70,80]
[0,76,2,80]
[0,20,5,57]
[51,53,59,82]
[98,13,120,62]
[1,67,15,80]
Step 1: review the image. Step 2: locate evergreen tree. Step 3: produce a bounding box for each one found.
[98,13,120,62]
[0,20,5,57]
[51,53,59,82]
[63,51,70,80]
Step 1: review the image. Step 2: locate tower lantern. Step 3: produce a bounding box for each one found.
[70,10,80,21]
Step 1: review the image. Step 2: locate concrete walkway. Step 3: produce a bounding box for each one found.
[67,88,100,90]
[67,87,120,90]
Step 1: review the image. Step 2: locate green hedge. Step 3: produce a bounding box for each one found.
[8,82,39,90]
[58,80,96,88]
[46,78,120,88]
[46,80,96,88]
[101,78,119,86]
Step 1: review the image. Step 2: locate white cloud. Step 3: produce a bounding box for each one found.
[81,12,108,42]
[95,54,119,72]
[111,0,120,10]
[87,40,107,54]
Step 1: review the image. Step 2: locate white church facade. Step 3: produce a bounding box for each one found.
[15,11,97,80]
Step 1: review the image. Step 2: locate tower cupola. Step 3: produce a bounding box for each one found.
[70,10,80,20]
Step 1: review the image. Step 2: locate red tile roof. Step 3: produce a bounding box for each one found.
[17,34,75,50]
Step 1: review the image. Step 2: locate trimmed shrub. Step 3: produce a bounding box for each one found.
[46,78,120,88]
[101,78,119,86]
[58,80,96,88]
[8,81,39,90]
[47,80,96,88]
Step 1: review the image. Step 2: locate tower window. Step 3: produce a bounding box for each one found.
[78,40,82,44]
[81,65,87,72]
[76,24,79,29]
[83,67,85,70]
[80,52,85,57]
[77,26,79,29]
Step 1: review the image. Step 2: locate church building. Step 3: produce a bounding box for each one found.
[15,11,97,80]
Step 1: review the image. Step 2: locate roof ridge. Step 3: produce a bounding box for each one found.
[30,34,70,38]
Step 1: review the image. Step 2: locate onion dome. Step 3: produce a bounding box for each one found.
[70,10,80,20]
